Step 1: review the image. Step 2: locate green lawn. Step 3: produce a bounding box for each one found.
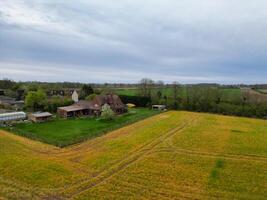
[7,108,159,147]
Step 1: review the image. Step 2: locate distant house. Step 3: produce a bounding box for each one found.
[57,94,127,118]
[47,90,65,96]
[72,90,79,102]
[46,89,81,97]
[28,112,52,123]
[0,96,15,105]
[0,96,24,110]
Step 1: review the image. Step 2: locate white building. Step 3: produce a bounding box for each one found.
[72,90,79,102]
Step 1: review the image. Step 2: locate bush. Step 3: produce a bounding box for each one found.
[85,94,97,101]
[47,96,73,113]
[101,104,115,120]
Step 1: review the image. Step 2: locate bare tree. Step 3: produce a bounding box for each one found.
[138,78,154,97]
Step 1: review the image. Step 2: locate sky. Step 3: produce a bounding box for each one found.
[0,0,267,84]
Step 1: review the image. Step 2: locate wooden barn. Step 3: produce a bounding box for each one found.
[28,112,53,123]
[57,94,127,118]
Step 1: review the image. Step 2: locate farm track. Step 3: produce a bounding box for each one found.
[45,117,200,199]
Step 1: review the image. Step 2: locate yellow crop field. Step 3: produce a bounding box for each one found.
[1,111,267,199]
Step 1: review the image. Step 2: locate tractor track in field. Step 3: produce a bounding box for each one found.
[36,117,195,193]
[111,178,232,200]
[150,147,267,163]
[1,114,197,200]
[2,112,267,200]
[43,117,199,199]
[0,176,49,200]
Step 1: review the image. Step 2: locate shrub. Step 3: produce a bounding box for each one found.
[85,94,97,101]
[101,104,115,120]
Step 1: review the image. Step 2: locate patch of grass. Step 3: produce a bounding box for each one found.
[231,129,245,133]
[210,159,225,181]
[5,108,160,147]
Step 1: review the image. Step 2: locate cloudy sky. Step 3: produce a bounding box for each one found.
[0,0,267,83]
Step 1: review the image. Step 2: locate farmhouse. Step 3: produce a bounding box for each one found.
[57,94,127,118]
[28,112,53,123]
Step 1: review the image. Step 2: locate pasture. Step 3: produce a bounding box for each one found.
[0,111,267,199]
[115,87,242,102]
[7,108,158,147]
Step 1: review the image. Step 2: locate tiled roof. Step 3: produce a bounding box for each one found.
[31,112,52,118]
[58,94,126,112]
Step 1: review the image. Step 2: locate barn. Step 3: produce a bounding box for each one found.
[28,112,53,123]
[57,94,127,118]
[57,101,101,118]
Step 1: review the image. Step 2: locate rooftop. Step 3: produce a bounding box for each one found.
[31,112,52,118]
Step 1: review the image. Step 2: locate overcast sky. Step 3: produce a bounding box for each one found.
[0,0,267,83]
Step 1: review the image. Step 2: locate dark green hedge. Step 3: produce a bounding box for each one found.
[119,95,152,107]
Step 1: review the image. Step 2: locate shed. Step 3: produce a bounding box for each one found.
[0,112,26,122]
[28,112,52,123]
[152,105,166,110]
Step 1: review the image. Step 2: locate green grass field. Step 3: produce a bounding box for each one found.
[8,108,159,147]
[1,111,266,199]
[115,87,242,102]
[256,89,267,94]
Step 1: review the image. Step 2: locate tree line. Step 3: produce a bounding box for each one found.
[1,78,267,119]
[136,78,267,119]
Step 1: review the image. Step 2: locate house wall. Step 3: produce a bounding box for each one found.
[57,109,68,118]
[29,115,52,122]
[72,91,79,102]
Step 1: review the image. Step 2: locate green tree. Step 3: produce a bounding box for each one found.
[81,84,94,99]
[101,104,115,120]
[25,89,48,111]
[85,94,97,101]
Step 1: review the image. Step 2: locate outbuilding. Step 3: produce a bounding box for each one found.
[152,105,166,110]
[0,111,26,123]
[28,112,53,123]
